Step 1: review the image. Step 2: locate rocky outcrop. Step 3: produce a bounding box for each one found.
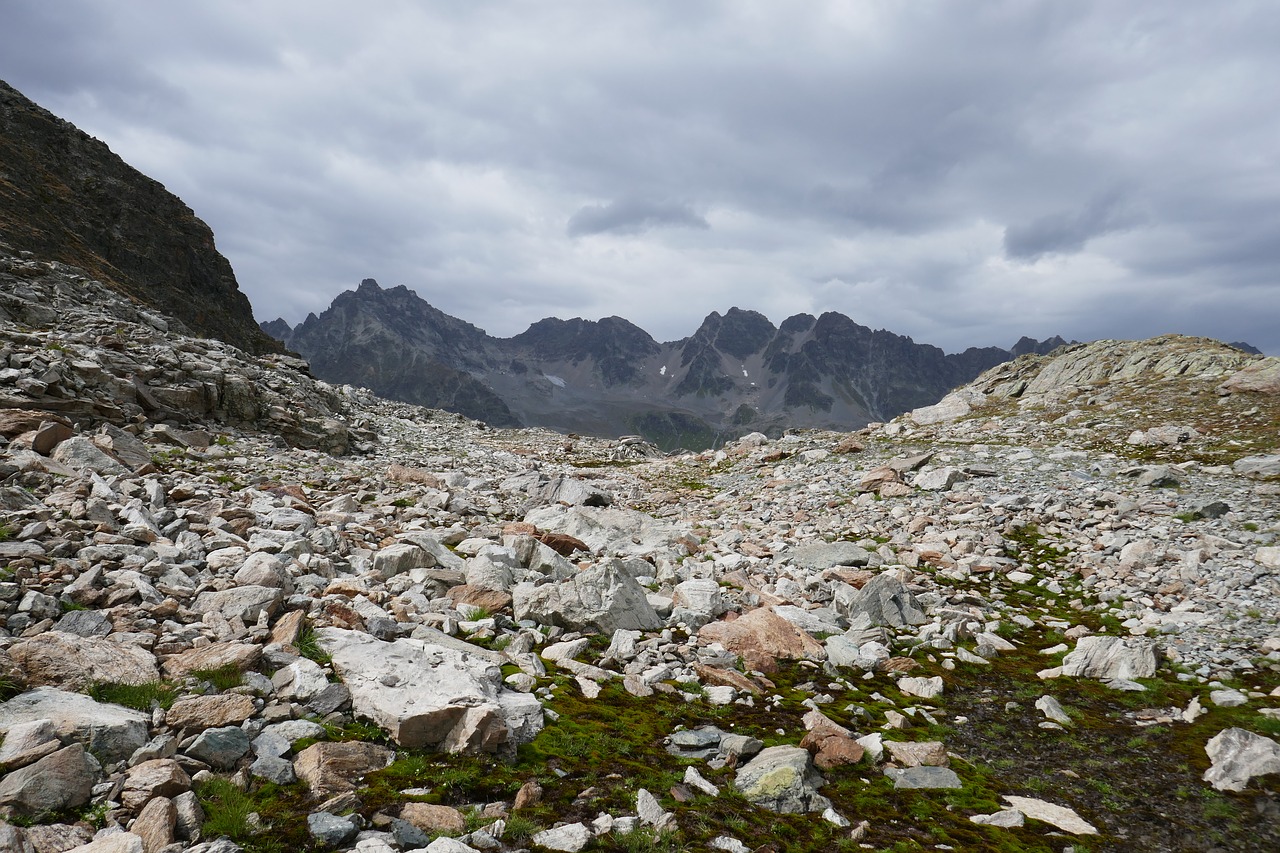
[0,80,277,355]
[0,251,366,452]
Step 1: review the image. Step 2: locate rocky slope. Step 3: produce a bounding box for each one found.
[0,80,278,356]
[269,281,1069,451]
[2,250,1280,852]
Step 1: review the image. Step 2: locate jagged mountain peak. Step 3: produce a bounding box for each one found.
[270,279,1086,449]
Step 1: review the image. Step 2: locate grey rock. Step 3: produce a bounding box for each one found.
[184,726,251,769]
[307,812,359,847]
[50,436,130,475]
[1203,727,1280,792]
[250,754,297,784]
[1060,636,1157,680]
[0,743,97,818]
[1001,796,1098,834]
[530,823,592,852]
[834,573,926,627]
[787,541,871,570]
[0,718,61,770]
[0,823,34,853]
[191,585,282,624]
[53,609,113,638]
[1233,454,1280,479]
[316,628,542,753]
[0,687,149,763]
[913,466,967,491]
[891,766,962,789]
[734,745,830,813]
[513,558,662,633]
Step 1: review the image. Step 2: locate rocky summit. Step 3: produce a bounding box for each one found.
[267,280,1072,452]
[0,243,1278,852]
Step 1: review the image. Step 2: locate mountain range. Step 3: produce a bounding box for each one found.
[265,280,1070,450]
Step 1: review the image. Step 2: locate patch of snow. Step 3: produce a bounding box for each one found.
[742,367,749,377]
[543,374,566,388]
[659,365,667,376]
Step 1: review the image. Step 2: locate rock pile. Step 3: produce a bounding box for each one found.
[1,253,1278,851]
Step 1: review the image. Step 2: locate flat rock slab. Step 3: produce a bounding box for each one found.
[892,766,962,789]
[316,628,542,752]
[160,642,262,678]
[1002,796,1098,834]
[1203,727,1280,792]
[8,631,159,689]
[0,687,148,763]
[165,694,257,730]
[531,823,592,852]
[787,541,871,570]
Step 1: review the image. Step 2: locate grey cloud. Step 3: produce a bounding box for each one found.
[566,198,709,237]
[1003,189,1136,260]
[1,1,1278,355]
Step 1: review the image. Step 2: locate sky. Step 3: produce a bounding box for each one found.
[2,1,1278,355]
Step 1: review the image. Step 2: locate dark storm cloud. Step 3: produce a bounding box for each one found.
[1003,190,1136,260]
[567,199,709,237]
[0,1,1277,354]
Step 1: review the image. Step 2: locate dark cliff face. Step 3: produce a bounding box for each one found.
[0,80,279,355]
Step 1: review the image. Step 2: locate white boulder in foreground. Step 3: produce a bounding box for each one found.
[1203,727,1280,792]
[315,628,543,753]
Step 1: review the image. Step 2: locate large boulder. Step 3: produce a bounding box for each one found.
[733,746,830,813]
[698,608,826,673]
[512,559,662,633]
[832,573,926,628]
[1060,636,1158,680]
[1203,727,1280,792]
[315,628,542,753]
[0,744,97,818]
[0,687,149,763]
[8,632,159,690]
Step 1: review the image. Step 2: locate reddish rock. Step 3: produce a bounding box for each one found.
[165,695,257,731]
[161,643,261,679]
[698,607,826,673]
[400,802,466,833]
[447,585,513,613]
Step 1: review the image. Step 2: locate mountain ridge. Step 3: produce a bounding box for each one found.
[266,279,1073,449]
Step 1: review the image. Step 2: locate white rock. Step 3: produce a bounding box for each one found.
[531,823,593,852]
[1001,796,1097,835]
[1203,727,1280,791]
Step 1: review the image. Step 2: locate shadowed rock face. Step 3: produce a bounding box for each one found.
[0,80,278,355]
[269,281,1065,450]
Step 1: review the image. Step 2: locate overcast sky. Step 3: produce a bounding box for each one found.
[3,1,1278,354]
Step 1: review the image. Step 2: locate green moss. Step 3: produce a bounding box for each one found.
[86,680,177,711]
[190,663,244,692]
